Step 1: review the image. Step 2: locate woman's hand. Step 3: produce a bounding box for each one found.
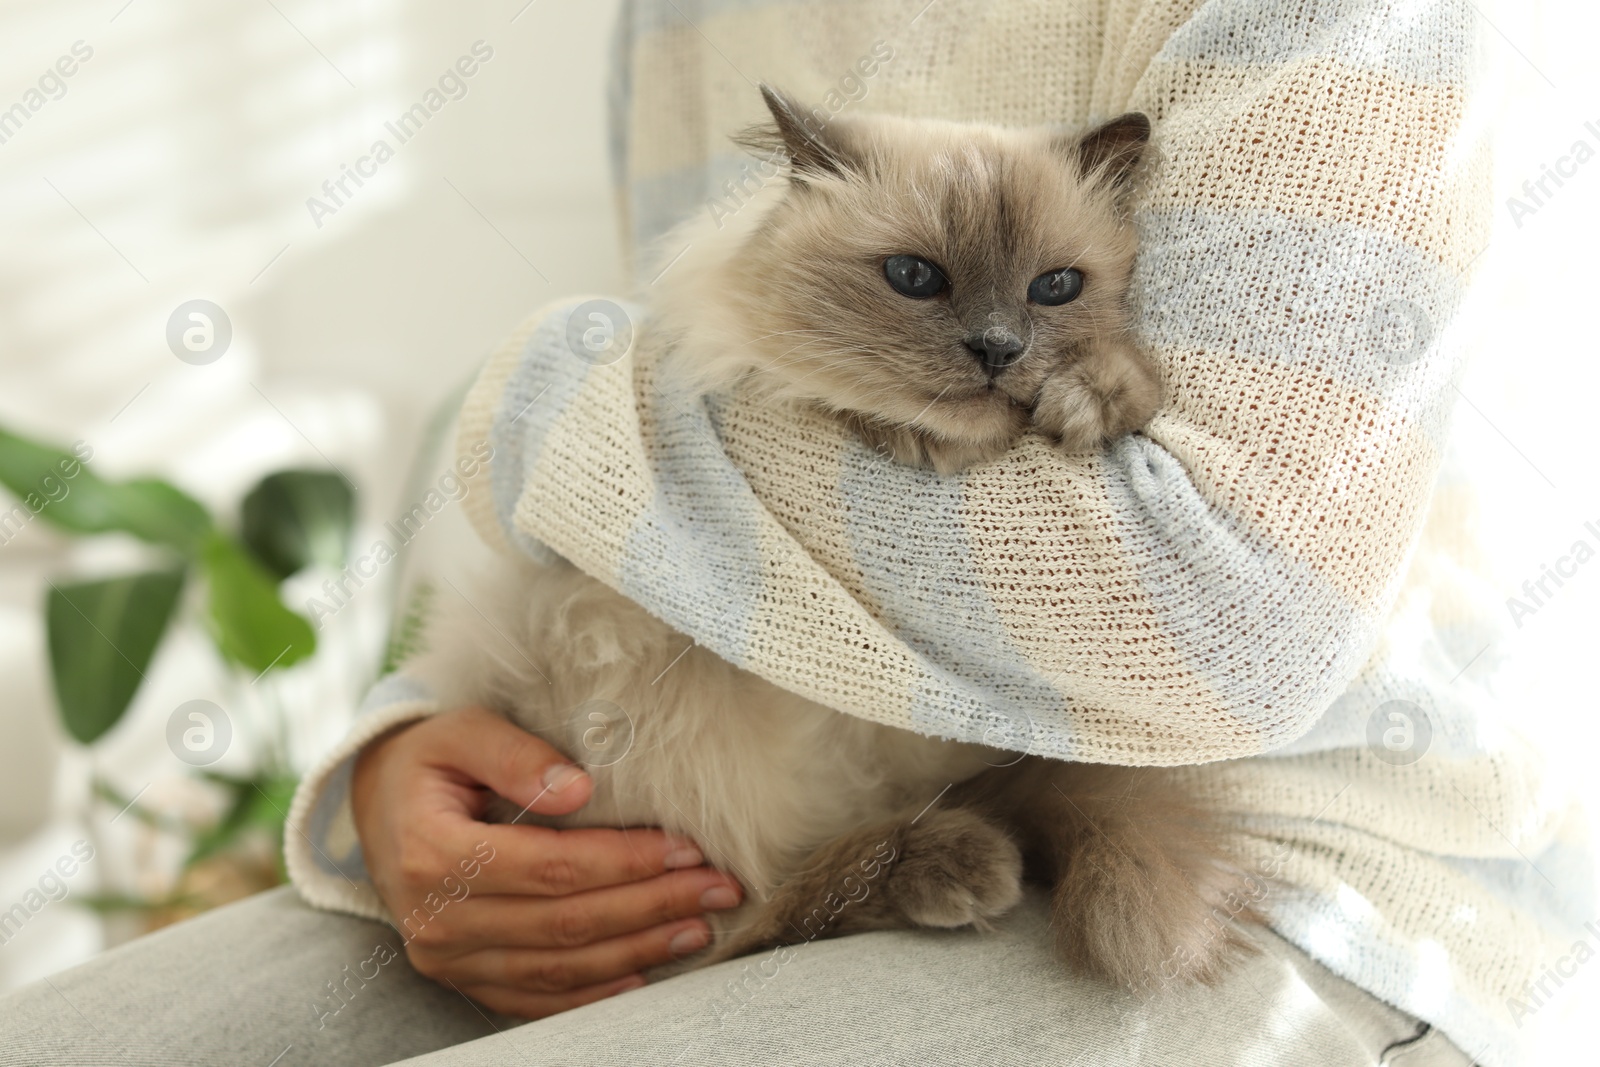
[351,706,743,1018]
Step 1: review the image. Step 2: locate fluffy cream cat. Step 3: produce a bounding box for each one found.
[409,87,1254,991]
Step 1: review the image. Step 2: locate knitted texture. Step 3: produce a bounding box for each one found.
[284,3,1594,1063]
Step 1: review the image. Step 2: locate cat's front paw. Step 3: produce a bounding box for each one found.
[887,808,1024,929]
[845,412,1022,475]
[1033,339,1162,452]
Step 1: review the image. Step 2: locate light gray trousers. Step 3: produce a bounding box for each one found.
[0,886,1470,1066]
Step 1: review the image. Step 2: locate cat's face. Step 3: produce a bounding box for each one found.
[703,89,1149,455]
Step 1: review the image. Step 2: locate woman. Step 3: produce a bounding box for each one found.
[3,2,1584,1064]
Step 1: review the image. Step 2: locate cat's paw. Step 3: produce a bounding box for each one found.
[846,412,1022,475]
[887,808,1024,929]
[1033,339,1161,452]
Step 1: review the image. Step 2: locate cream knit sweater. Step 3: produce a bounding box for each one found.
[286,2,1593,1063]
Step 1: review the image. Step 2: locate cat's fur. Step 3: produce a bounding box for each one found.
[410,88,1256,992]
[408,559,1026,968]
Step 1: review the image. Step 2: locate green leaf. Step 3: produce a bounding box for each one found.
[46,570,186,744]
[91,775,189,833]
[185,771,298,869]
[201,533,316,674]
[99,479,214,553]
[240,469,355,580]
[0,425,211,552]
[72,891,203,915]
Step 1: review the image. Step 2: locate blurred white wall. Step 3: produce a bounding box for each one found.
[1462,4,1600,788]
[0,0,623,989]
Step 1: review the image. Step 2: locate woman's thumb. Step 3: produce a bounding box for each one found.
[433,707,594,816]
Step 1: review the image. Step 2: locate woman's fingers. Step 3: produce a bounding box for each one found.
[553,866,739,948]
[422,866,743,953]
[452,973,647,1021]
[430,821,707,897]
[445,916,712,991]
[523,865,743,947]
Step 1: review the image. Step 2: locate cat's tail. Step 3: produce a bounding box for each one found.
[955,758,1264,992]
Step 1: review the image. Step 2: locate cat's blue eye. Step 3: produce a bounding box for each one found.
[883,255,948,299]
[1028,267,1084,306]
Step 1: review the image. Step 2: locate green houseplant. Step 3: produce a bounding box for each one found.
[0,424,355,925]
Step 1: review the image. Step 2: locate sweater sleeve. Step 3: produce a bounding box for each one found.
[1067,2,1489,747]
[283,674,440,920]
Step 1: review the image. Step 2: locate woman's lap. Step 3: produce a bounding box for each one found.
[0,886,491,1067]
[0,886,1469,1067]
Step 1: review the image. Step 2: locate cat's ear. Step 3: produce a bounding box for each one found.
[1069,112,1150,189]
[733,84,853,180]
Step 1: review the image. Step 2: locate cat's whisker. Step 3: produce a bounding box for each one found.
[759,341,882,366]
[740,327,830,345]
[755,344,841,372]
[753,336,883,372]
[759,335,840,357]
[908,385,954,426]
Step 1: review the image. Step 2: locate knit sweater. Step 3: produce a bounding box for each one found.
[286,2,1594,1063]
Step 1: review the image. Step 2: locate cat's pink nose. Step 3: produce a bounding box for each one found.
[964,328,1025,377]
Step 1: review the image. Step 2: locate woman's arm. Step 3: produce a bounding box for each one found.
[549,0,1490,764]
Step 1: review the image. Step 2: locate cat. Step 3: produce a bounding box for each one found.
[408,86,1255,993]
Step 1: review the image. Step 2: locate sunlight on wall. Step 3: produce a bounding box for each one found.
[0,0,624,989]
